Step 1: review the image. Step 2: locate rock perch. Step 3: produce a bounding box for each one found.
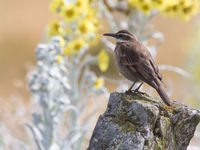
[87,92,200,150]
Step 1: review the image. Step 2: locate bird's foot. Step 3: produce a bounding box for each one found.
[125,89,134,95]
[125,89,145,96]
[132,90,145,95]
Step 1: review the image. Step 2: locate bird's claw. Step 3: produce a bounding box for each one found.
[132,90,145,95]
[125,89,145,95]
[125,90,133,95]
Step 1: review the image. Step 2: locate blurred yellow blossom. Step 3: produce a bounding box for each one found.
[48,20,64,37]
[162,0,179,17]
[50,0,64,13]
[152,0,166,10]
[179,0,199,20]
[139,0,154,15]
[76,2,99,35]
[75,0,90,13]
[61,5,79,23]
[63,38,86,55]
[98,49,109,72]
[56,55,63,64]
[78,18,98,34]
[128,0,200,20]
[94,78,104,89]
[140,2,153,15]
[49,0,100,51]
[128,0,153,15]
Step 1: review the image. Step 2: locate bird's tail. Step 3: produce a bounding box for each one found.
[157,85,171,106]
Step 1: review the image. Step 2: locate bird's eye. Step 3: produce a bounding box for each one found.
[123,35,130,40]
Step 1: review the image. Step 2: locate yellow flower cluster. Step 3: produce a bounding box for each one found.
[128,0,199,20]
[49,0,110,72]
[49,0,99,54]
[48,21,64,37]
[63,38,86,55]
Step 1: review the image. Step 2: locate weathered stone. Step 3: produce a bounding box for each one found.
[87,92,200,150]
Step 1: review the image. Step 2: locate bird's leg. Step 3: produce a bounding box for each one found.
[133,82,144,94]
[134,82,143,92]
[125,82,136,94]
[128,82,136,91]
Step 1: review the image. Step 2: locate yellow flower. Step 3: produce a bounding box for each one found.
[128,0,138,8]
[98,49,109,72]
[48,21,64,37]
[178,0,199,20]
[139,1,154,15]
[61,4,79,23]
[128,0,200,20]
[50,0,64,13]
[161,0,179,17]
[152,0,166,10]
[129,0,154,15]
[94,78,104,89]
[85,8,98,19]
[78,18,98,34]
[56,55,63,64]
[63,38,86,55]
[75,0,90,13]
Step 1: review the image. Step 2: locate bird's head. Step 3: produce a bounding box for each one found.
[103,30,137,44]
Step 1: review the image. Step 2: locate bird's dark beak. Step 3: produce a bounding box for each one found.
[103,33,116,38]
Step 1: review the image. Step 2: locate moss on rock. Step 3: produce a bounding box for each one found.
[88,92,200,150]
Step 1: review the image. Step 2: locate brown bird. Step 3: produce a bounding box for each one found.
[103,30,171,106]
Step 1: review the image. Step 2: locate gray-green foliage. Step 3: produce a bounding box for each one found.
[27,37,107,150]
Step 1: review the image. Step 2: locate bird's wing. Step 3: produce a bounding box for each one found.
[149,58,162,80]
[119,43,159,89]
[149,58,167,88]
[119,43,139,65]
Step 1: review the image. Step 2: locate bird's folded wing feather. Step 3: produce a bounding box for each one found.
[149,59,167,88]
[149,59,162,80]
[119,44,157,84]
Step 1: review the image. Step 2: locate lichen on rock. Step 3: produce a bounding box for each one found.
[88,92,200,150]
